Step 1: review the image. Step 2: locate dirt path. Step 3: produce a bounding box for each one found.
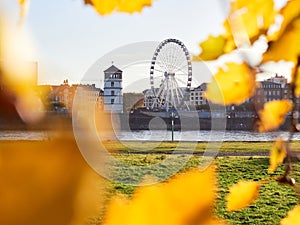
[116,151,270,157]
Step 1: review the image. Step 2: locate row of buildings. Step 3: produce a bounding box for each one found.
[37,64,297,114]
[187,74,299,111]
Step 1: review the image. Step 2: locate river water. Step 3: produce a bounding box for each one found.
[1,130,300,142]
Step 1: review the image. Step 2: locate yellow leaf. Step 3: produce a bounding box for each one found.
[263,17,300,65]
[89,0,118,15]
[205,62,256,105]
[163,167,217,223]
[226,180,260,211]
[198,218,228,225]
[89,0,152,15]
[280,205,300,225]
[0,136,103,225]
[226,0,277,45]
[267,0,300,42]
[117,0,152,13]
[103,166,219,225]
[258,100,293,132]
[268,138,287,173]
[197,0,277,56]
[197,35,225,61]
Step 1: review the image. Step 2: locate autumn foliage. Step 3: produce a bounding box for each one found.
[11,0,300,224]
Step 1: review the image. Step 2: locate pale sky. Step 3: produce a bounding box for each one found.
[1,0,289,92]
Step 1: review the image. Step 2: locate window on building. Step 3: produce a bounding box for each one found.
[111,99,114,104]
[111,90,115,96]
[111,82,114,87]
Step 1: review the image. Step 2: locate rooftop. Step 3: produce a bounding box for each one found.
[104,65,122,74]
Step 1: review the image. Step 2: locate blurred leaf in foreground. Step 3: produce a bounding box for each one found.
[267,0,300,42]
[227,0,277,45]
[280,205,300,225]
[258,100,293,132]
[205,62,256,106]
[1,16,45,124]
[0,136,104,225]
[269,138,287,173]
[85,0,152,15]
[263,17,300,66]
[196,35,225,61]
[103,166,226,225]
[226,180,260,212]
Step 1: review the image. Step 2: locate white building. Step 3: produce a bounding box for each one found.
[189,83,208,106]
[266,74,288,88]
[103,65,123,112]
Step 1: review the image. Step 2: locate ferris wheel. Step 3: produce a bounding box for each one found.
[149,38,192,112]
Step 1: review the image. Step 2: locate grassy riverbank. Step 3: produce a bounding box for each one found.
[1,139,300,154]
[102,140,300,154]
[97,154,300,225]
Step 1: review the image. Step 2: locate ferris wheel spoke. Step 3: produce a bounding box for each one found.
[173,79,182,107]
[176,73,188,76]
[174,77,181,105]
[157,47,168,71]
[163,46,173,72]
[176,85,185,100]
[175,63,189,70]
[170,78,176,108]
[169,45,178,71]
[172,46,185,71]
[152,75,164,79]
[155,53,167,70]
[171,45,183,72]
[161,54,171,72]
[174,62,189,73]
[175,57,189,71]
[157,52,169,70]
[155,85,164,99]
[173,81,181,106]
[165,45,174,71]
[156,58,168,72]
[168,45,178,71]
[153,68,165,74]
[175,77,188,87]
[174,67,189,75]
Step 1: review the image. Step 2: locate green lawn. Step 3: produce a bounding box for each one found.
[95,154,300,225]
[102,140,300,153]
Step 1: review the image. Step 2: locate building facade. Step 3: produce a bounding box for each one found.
[103,65,123,113]
[189,83,208,106]
[49,80,103,113]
